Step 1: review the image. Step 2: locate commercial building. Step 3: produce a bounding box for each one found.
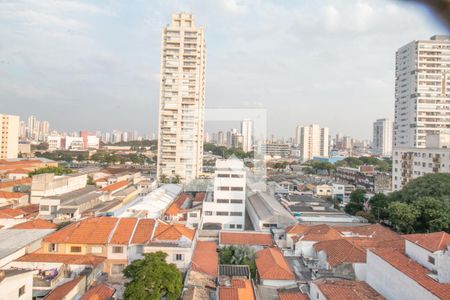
[392,132,450,190]
[201,157,246,230]
[373,118,393,156]
[241,119,253,152]
[157,13,206,183]
[0,114,20,159]
[394,35,450,148]
[31,173,88,202]
[257,143,290,158]
[295,124,329,162]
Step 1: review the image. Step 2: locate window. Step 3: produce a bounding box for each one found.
[216,211,229,216]
[189,213,197,217]
[230,199,243,204]
[428,256,435,265]
[48,243,57,252]
[18,285,25,297]
[229,224,235,229]
[175,254,184,261]
[112,246,124,254]
[231,174,243,178]
[236,224,242,229]
[218,174,230,178]
[218,186,229,191]
[230,187,243,191]
[230,212,242,216]
[205,211,212,216]
[70,246,82,253]
[217,199,229,203]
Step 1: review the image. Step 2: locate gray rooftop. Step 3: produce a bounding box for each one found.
[47,186,101,206]
[0,229,55,261]
[247,192,296,225]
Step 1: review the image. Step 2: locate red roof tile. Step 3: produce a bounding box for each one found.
[255,247,295,280]
[153,222,195,241]
[110,218,138,245]
[403,232,450,252]
[371,248,450,299]
[314,239,366,267]
[220,231,273,246]
[0,208,24,218]
[165,193,190,216]
[80,284,115,300]
[100,180,129,192]
[44,276,84,300]
[192,241,218,277]
[44,217,119,244]
[0,178,32,189]
[194,192,206,202]
[219,279,255,300]
[6,168,31,174]
[313,279,384,300]
[130,218,155,244]
[12,219,57,229]
[278,291,309,300]
[16,253,105,266]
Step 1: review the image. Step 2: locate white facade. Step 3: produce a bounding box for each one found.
[392,133,450,190]
[30,173,88,203]
[202,157,246,230]
[87,135,100,149]
[0,114,20,159]
[295,124,329,162]
[394,35,450,148]
[64,136,84,150]
[46,136,62,151]
[157,13,206,183]
[241,119,253,152]
[0,270,33,300]
[373,118,393,156]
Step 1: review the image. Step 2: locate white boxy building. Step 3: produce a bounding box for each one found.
[201,156,246,230]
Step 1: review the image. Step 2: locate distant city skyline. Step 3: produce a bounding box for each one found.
[1,0,447,139]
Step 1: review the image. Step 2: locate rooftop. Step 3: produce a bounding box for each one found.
[247,192,296,225]
[0,191,27,199]
[16,253,105,266]
[220,231,273,246]
[278,291,309,300]
[313,279,385,300]
[313,239,366,267]
[192,241,218,277]
[11,219,57,229]
[219,279,255,300]
[403,231,450,252]
[0,229,55,260]
[80,284,115,300]
[255,247,295,280]
[101,180,129,192]
[43,275,84,300]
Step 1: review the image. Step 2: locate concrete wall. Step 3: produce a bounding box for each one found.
[260,279,296,287]
[366,250,439,300]
[0,271,33,300]
[405,241,435,271]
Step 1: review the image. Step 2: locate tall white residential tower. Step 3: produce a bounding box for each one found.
[0,114,20,159]
[373,118,393,156]
[157,13,206,182]
[295,124,329,162]
[394,35,450,148]
[241,119,253,152]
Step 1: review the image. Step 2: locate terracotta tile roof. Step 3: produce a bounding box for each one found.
[6,168,31,174]
[313,279,384,300]
[219,279,255,300]
[80,284,115,300]
[0,207,24,218]
[220,231,273,246]
[299,224,343,242]
[110,218,138,245]
[371,248,450,299]
[194,192,206,202]
[403,232,450,252]
[0,191,27,199]
[12,219,57,229]
[314,239,366,267]
[165,193,189,216]
[192,241,218,277]
[16,204,39,215]
[16,253,105,266]
[278,291,309,300]
[130,218,155,244]
[44,217,119,244]
[100,180,129,192]
[255,247,295,280]
[44,276,84,300]
[153,222,195,241]
[95,177,108,183]
[286,224,309,235]
[335,224,400,242]
[0,178,32,189]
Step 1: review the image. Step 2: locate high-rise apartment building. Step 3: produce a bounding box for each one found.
[241,119,253,152]
[394,35,450,148]
[295,124,329,162]
[157,13,206,182]
[0,114,20,159]
[27,115,36,139]
[373,118,393,156]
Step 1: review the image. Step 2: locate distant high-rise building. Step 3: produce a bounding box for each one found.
[295,124,329,162]
[27,115,36,139]
[241,119,253,152]
[394,35,450,148]
[157,13,206,183]
[373,118,393,156]
[0,114,20,159]
[39,121,50,141]
[217,131,225,146]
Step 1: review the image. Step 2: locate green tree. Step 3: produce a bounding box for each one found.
[29,166,73,177]
[123,252,182,300]
[412,197,450,232]
[344,202,364,215]
[87,175,95,185]
[369,193,390,221]
[350,189,366,204]
[219,246,256,278]
[388,202,420,233]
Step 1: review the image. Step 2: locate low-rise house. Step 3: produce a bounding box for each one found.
[80,284,116,300]
[191,241,218,278]
[366,232,450,300]
[0,205,42,228]
[31,173,87,203]
[314,184,332,197]
[5,168,30,180]
[278,290,309,300]
[11,219,57,230]
[0,269,34,300]
[100,181,130,201]
[255,247,296,287]
[219,231,273,251]
[43,275,86,300]
[164,193,192,222]
[0,191,28,207]
[309,278,384,300]
[0,178,32,193]
[218,278,255,300]
[286,224,342,257]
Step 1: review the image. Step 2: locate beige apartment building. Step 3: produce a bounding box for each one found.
[157,13,206,183]
[394,35,450,148]
[0,114,20,159]
[295,124,329,162]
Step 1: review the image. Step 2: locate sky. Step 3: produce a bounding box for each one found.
[0,0,448,140]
